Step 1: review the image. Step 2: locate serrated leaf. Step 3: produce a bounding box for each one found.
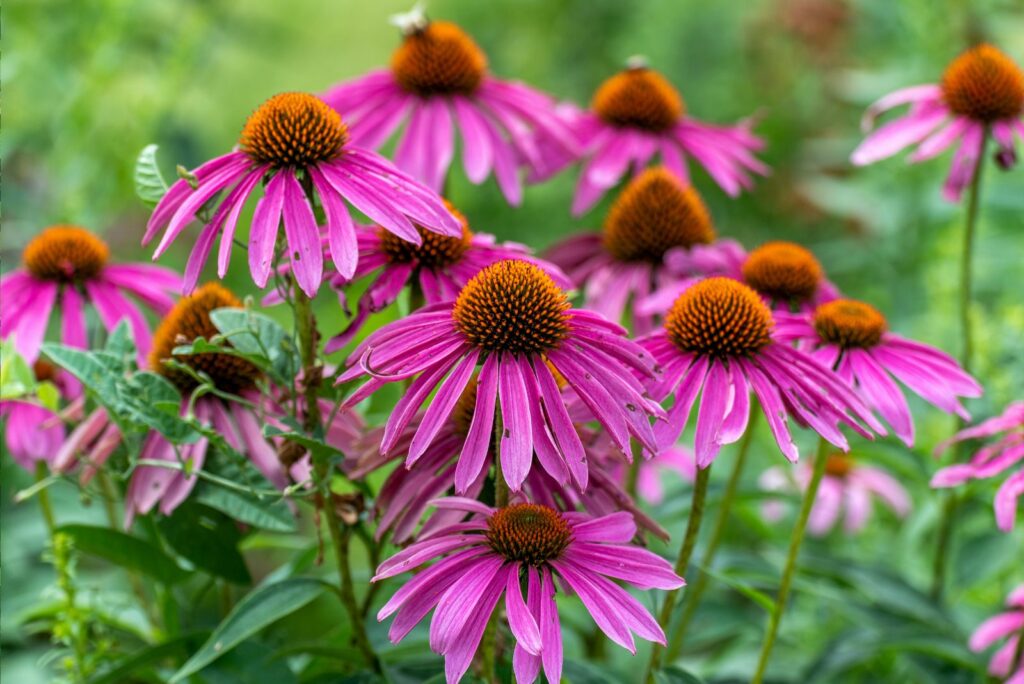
[158,502,252,584]
[210,307,299,384]
[169,577,327,681]
[193,482,296,532]
[58,524,189,585]
[135,144,169,207]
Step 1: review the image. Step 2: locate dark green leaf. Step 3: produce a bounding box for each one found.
[193,481,296,532]
[135,144,169,207]
[86,632,203,684]
[169,578,327,681]
[158,503,252,584]
[563,659,620,683]
[58,524,188,585]
[655,666,706,684]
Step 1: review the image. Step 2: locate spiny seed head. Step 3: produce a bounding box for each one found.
[378,201,472,268]
[33,360,58,383]
[741,241,824,304]
[391,21,487,96]
[813,299,886,349]
[453,260,571,356]
[824,453,855,478]
[593,66,684,132]
[941,44,1024,122]
[240,92,347,167]
[486,503,573,566]
[665,277,774,358]
[603,167,715,262]
[149,283,262,394]
[23,225,109,282]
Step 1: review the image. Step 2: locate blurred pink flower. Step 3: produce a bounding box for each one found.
[374,499,683,683]
[760,454,911,535]
[322,17,576,206]
[774,299,982,447]
[534,61,767,216]
[0,400,64,472]
[851,44,1024,201]
[932,401,1024,532]
[969,585,1024,683]
[1,225,179,365]
[145,92,460,297]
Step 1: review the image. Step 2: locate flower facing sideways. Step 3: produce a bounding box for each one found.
[374,498,684,683]
[145,92,460,297]
[852,44,1024,201]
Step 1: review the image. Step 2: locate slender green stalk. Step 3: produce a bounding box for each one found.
[35,461,57,535]
[931,134,987,600]
[625,446,641,499]
[645,465,712,681]
[481,408,506,682]
[751,438,830,684]
[668,419,757,659]
[493,409,508,509]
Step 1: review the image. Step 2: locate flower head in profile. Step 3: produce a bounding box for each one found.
[740,241,839,312]
[774,299,982,446]
[322,200,569,352]
[932,401,1024,532]
[374,498,684,683]
[640,277,883,468]
[339,259,663,492]
[1,225,180,365]
[852,44,1024,201]
[546,167,736,334]
[968,585,1024,683]
[538,60,767,215]
[321,13,576,206]
[760,453,910,535]
[145,92,460,297]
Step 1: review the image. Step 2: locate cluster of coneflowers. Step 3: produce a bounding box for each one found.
[2,10,1023,684]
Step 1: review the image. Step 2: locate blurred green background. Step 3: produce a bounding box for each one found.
[4,0,1024,682]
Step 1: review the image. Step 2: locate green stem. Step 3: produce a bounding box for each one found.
[481,407,506,682]
[35,461,57,535]
[751,438,830,684]
[668,418,757,659]
[493,409,508,509]
[625,444,641,499]
[931,134,987,601]
[645,465,712,681]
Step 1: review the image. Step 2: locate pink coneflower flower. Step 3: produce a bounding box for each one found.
[851,44,1024,201]
[969,585,1024,684]
[339,259,663,492]
[1,225,180,364]
[1,400,64,472]
[321,14,576,205]
[374,498,684,683]
[640,278,884,468]
[739,241,840,312]
[144,92,461,297]
[760,453,911,535]
[546,167,734,334]
[932,401,1024,532]
[774,299,982,446]
[323,201,569,352]
[537,60,767,216]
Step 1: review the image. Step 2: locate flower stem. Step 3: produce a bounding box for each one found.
[751,438,830,684]
[931,134,987,600]
[493,409,508,509]
[645,464,712,681]
[295,287,380,673]
[35,461,57,535]
[668,418,757,660]
[480,407,505,682]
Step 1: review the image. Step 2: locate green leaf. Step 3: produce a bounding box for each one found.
[120,371,194,443]
[655,666,706,684]
[158,502,252,584]
[263,425,343,463]
[86,632,203,684]
[0,342,36,398]
[57,524,189,585]
[697,565,776,613]
[193,482,296,533]
[134,144,169,207]
[210,307,299,383]
[562,660,620,683]
[169,577,327,681]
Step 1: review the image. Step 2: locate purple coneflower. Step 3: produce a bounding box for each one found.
[339,259,663,492]
[536,60,767,216]
[774,299,981,446]
[546,167,732,334]
[145,92,460,297]
[1,225,179,364]
[970,585,1024,684]
[321,14,576,205]
[640,277,883,468]
[852,44,1024,201]
[760,453,911,535]
[932,401,1024,531]
[1,400,64,473]
[323,200,569,352]
[374,498,684,683]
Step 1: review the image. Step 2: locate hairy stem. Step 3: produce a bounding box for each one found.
[646,464,712,681]
[668,418,757,659]
[751,438,831,684]
[931,134,987,601]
